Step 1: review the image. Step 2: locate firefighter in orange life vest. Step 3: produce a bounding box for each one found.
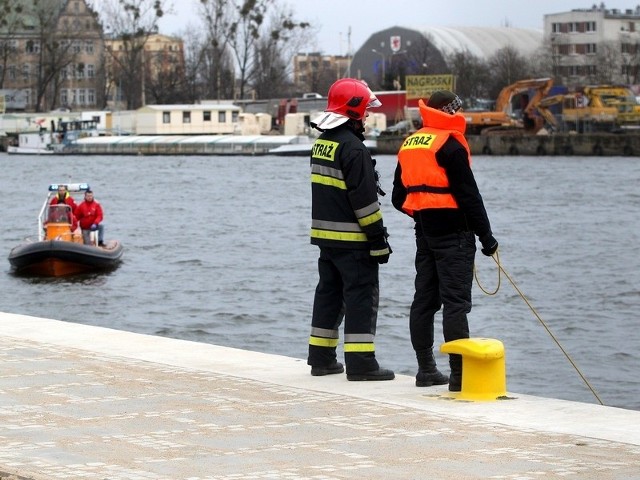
[307,78,394,381]
[392,90,499,392]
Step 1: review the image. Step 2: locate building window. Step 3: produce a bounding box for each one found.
[586,43,597,54]
[586,21,596,32]
[87,64,95,78]
[163,112,170,123]
[85,41,94,54]
[73,40,81,54]
[61,89,68,105]
[203,111,211,121]
[25,40,40,54]
[79,89,86,104]
[88,89,95,104]
[22,64,29,82]
[232,111,239,123]
[218,111,226,123]
[8,65,16,81]
[183,111,191,123]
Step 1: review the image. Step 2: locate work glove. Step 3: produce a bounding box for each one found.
[90,224,98,231]
[480,233,499,257]
[369,231,392,264]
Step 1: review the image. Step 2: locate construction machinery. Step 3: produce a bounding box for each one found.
[536,85,640,133]
[464,77,554,134]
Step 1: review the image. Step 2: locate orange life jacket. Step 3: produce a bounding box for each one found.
[397,123,471,216]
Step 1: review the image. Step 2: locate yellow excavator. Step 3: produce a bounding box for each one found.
[536,85,640,132]
[464,77,554,134]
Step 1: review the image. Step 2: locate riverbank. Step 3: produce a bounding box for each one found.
[377,131,640,156]
[4,131,639,156]
[1,311,639,479]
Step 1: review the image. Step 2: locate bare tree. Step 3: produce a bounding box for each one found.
[95,0,167,109]
[30,0,86,111]
[144,43,188,103]
[486,46,531,99]
[592,40,621,84]
[0,0,22,89]
[196,0,237,100]
[250,5,309,98]
[446,49,491,106]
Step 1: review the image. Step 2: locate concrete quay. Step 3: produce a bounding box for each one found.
[376,132,640,156]
[1,311,639,480]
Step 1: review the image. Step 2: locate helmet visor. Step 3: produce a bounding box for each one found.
[367,89,382,108]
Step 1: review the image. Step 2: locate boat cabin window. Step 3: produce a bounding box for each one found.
[47,205,72,223]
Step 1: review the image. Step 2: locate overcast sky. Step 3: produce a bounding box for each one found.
[158,1,640,54]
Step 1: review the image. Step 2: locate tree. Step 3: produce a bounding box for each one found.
[594,40,622,84]
[95,0,167,109]
[30,0,86,112]
[196,0,237,100]
[446,49,491,106]
[0,0,23,89]
[486,46,531,99]
[249,5,308,99]
[144,40,188,104]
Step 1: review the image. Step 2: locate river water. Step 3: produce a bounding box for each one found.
[1,152,639,411]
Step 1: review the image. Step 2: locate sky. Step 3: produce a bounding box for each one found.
[158,1,640,54]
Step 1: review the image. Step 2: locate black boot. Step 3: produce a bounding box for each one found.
[310,360,344,376]
[346,368,395,381]
[448,354,463,392]
[415,349,448,387]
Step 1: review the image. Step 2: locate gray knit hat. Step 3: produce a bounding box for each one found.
[427,90,462,115]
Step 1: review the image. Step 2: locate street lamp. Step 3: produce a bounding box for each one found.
[371,49,385,87]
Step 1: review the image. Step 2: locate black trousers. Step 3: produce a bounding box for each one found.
[409,230,475,371]
[308,247,380,374]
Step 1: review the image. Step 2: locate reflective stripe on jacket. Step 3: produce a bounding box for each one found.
[310,126,385,249]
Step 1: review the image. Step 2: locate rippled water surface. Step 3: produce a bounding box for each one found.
[1,152,639,410]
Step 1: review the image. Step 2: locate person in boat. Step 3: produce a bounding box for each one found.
[306,78,394,382]
[391,90,499,392]
[50,184,77,213]
[46,204,79,232]
[75,189,105,246]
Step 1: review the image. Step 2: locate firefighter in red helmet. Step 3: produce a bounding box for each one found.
[307,78,394,381]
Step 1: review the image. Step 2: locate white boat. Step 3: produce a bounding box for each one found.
[7,119,99,155]
[6,132,55,155]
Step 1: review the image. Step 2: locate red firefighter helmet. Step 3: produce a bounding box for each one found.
[326,78,381,120]
[312,78,381,130]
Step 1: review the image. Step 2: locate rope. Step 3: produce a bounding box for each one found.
[476,249,605,406]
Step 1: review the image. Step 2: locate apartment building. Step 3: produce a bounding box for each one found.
[545,5,640,85]
[105,33,185,110]
[293,53,351,96]
[0,0,104,112]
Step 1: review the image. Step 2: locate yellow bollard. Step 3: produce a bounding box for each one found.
[440,338,507,401]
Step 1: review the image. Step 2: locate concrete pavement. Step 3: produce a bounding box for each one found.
[0,311,639,479]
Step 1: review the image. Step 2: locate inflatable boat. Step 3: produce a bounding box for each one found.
[8,183,123,277]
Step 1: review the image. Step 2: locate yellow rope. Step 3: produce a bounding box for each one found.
[475,249,605,406]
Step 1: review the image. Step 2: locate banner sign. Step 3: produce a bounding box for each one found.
[406,75,455,100]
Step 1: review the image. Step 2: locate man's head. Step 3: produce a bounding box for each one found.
[84,189,94,202]
[311,78,381,130]
[427,90,463,115]
[57,185,67,196]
